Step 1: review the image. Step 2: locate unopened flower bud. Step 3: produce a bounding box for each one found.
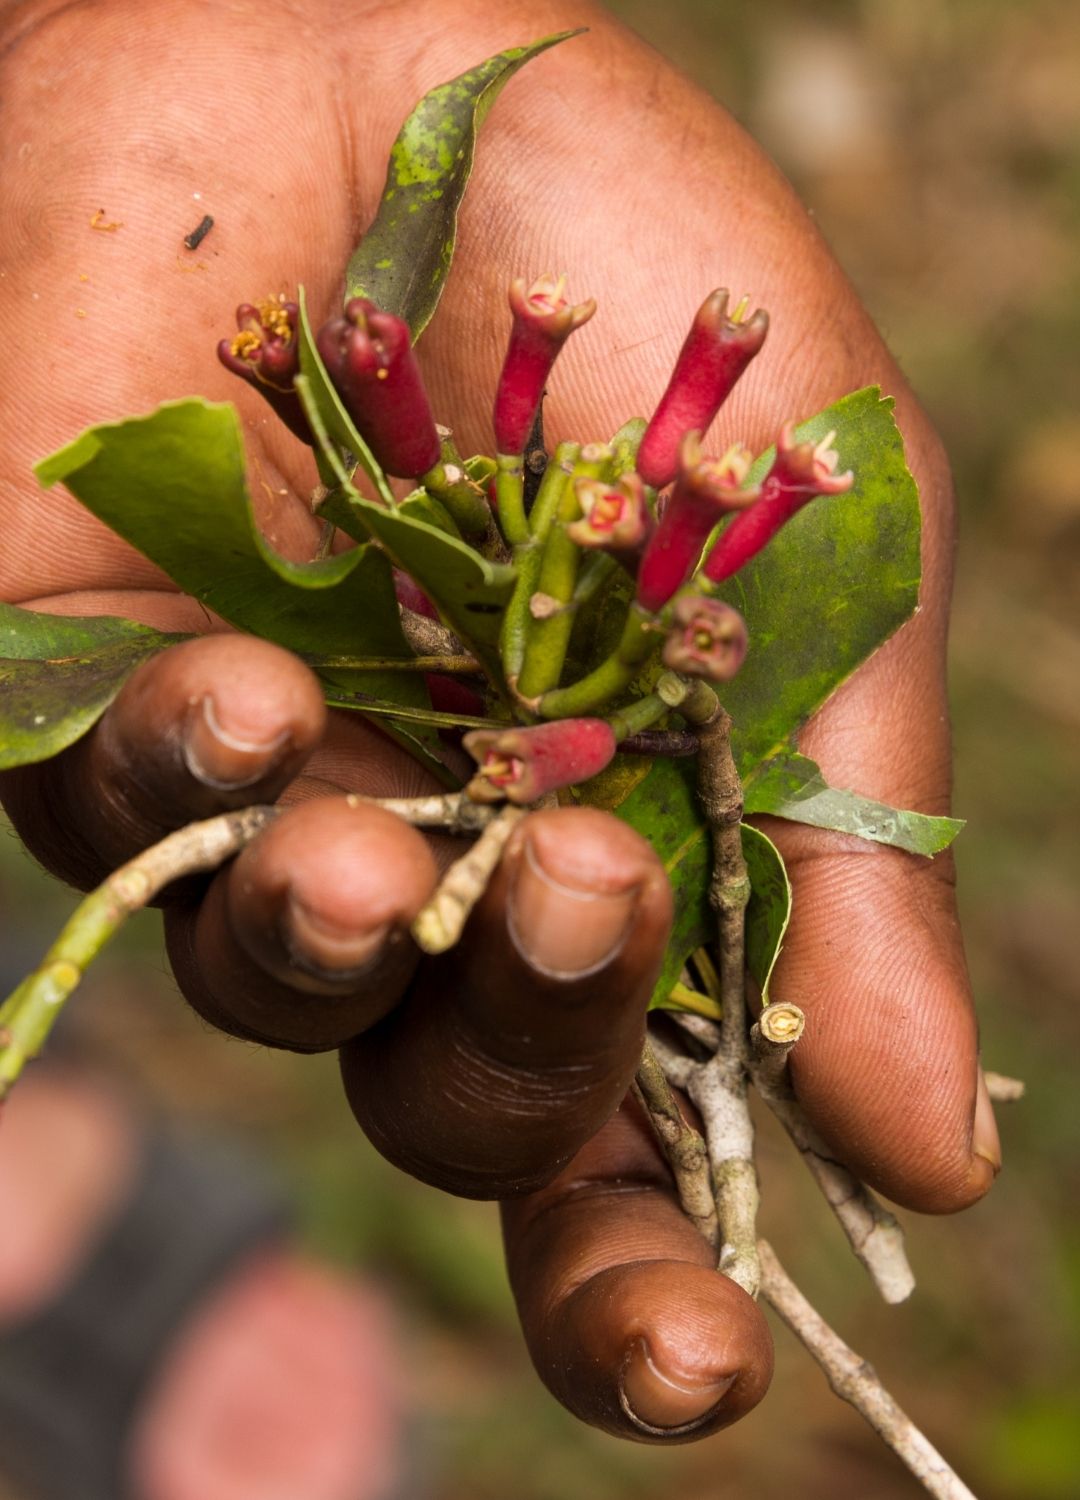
[704,424,853,585]
[316,298,440,478]
[463,718,617,804]
[637,289,769,490]
[493,274,596,456]
[636,434,758,613]
[567,473,652,553]
[217,296,309,442]
[662,595,748,681]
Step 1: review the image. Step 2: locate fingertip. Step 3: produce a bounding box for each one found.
[129,634,327,793]
[2,634,329,892]
[168,798,440,1052]
[912,1065,1001,1215]
[541,1261,772,1442]
[620,1338,735,1434]
[225,797,439,1002]
[514,805,672,902]
[235,797,440,951]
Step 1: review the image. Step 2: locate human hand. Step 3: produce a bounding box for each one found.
[0,0,997,1441]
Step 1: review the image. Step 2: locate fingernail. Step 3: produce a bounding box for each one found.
[620,1339,734,1433]
[183,695,291,790]
[972,1066,1001,1175]
[284,897,390,978]
[507,835,638,979]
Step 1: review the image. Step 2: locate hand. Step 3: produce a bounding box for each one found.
[0,0,997,1442]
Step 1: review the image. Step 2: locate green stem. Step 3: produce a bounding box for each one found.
[307,653,481,674]
[536,603,659,718]
[499,446,580,692]
[0,808,278,1101]
[575,441,614,483]
[527,441,579,542]
[422,432,503,555]
[499,542,543,689]
[321,694,508,731]
[607,690,671,742]
[495,454,528,545]
[663,982,723,1022]
[573,550,618,606]
[516,446,592,699]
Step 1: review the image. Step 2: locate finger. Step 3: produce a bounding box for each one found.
[501,1097,772,1441]
[340,807,673,1198]
[757,820,998,1216]
[165,798,439,1053]
[0,635,326,891]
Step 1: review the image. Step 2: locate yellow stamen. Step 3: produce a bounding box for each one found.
[230,330,262,361]
[256,297,294,342]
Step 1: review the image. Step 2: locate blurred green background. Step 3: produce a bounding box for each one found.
[2,1,1078,1496]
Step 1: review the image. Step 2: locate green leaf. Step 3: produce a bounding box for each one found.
[319,485,516,685]
[607,753,707,1007]
[33,399,433,724]
[609,417,647,475]
[0,602,185,769]
[716,387,921,772]
[744,750,963,856]
[344,31,584,336]
[634,772,790,1010]
[592,386,927,1000]
[742,823,792,1001]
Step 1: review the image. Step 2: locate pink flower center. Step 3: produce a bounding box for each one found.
[590,493,624,532]
[482,752,525,787]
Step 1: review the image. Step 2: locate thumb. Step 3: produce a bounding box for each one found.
[756,815,999,1214]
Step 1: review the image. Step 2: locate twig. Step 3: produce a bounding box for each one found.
[758,1241,979,1500]
[617,728,700,757]
[0,792,523,1100]
[313,516,337,560]
[345,792,498,834]
[646,1028,697,1091]
[411,805,526,954]
[654,1010,915,1305]
[749,1001,805,1091]
[753,1074,915,1305]
[634,1039,719,1249]
[984,1072,1025,1102]
[399,606,463,658]
[687,695,761,1296]
[671,1010,721,1052]
[0,806,278,1099]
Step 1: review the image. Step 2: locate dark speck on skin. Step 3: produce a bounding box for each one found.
[183,214,214,251]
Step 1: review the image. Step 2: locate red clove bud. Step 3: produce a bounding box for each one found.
[636,289,769,490]
[493,275,596,456]
[462,718,617,804]
[636,435,758,613]
[217,296,310,442]
[662,594,748,681]
[316,298,441,479]
[567,473,652,553]
[703,424,853,585]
